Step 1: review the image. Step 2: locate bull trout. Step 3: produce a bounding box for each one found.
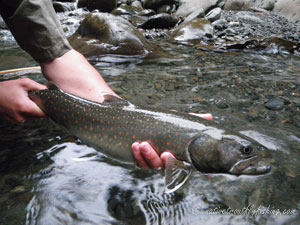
[29,82,271,193]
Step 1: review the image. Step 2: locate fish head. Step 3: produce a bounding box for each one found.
[188,134,271,175]
[28,89,48,112]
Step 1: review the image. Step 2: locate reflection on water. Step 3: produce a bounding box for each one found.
[1,36,300,224]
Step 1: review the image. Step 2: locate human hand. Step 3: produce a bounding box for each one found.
[131,113,213,169]
[0,78,46,122]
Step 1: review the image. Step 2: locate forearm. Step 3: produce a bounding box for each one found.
[0,0,72,63]
[41,49,116,102]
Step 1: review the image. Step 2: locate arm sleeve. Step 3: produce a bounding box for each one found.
[0,0,72,63]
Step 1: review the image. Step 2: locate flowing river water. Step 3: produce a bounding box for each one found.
[1,12,300,225]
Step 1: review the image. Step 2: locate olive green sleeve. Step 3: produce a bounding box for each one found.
[0,0,72,63]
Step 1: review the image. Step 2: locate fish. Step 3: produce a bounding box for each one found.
[29,82,271,193]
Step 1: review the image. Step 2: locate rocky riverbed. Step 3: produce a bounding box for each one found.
[0,0,300,225]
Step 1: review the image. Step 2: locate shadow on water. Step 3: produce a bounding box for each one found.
[1,34,300,224]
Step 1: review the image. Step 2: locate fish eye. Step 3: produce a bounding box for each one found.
[241,145,253,154]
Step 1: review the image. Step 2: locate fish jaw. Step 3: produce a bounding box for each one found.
[229,155,271,175]
[28,91,45,112]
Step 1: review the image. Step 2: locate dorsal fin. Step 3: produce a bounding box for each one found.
[47,82,60,90]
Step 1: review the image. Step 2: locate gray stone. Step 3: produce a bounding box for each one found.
[205,7,222,22]
[272,0,300,22]
[252,0,275,11]
[0,15,7,29]
[142,0,176,10]
[235,11,264,23]
[223,0,251,10]
[111,4,143,15]
[176,0,220,17]
[53,1,75,12]
[184,8,205,23]
[56,0,76,2]
[131,1,144,10]
[69,12,166,57]
[170,18,214,43]
[157,5,172,14]
[78,0,117,12]
[140,13,179,29]
[138,9,156,16]
[212,18,227,30]
[265,98,284,110]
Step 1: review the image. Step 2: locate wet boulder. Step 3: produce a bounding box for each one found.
[252,0,275,11]
[56,0,76,2]
[272,0,300,22]
[77,0,117,12]
[69,12,166,57]
[169,18,214,44]
[176,0,222,17]
[142,0,176,10]
[183,8,205,23]
[53,1,75,12]
[223,0,251,10]
[111,4,143,16]
[140,13,179,29]
[205,7,222,23]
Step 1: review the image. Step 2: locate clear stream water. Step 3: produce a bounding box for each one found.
[1,23,300,225]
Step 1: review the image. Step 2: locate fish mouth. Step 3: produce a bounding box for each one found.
[229,155,271,175]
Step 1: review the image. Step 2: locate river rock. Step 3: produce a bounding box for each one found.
[176,0,222,17]
[170,18,214,43]
[223,0,251,10]
[142,0,176,10]
[272,0,300,22]
[69,12,166,57]
[53,1,75,12]
[138,9,156,16]
[252,0,275,11]
[131,1,144,10]
[0,15,7,29]
[205,7,222,23]
[140,13,179,29]
[184,8,205,23]
[111,4,143,15]
[265,98,284,110]
[77,0,117,12]
[56,0,76,2]
[157,5,172,14]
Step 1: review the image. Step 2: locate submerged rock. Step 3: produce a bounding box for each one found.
[140,13,179,29]
[69,12,167,57]
[170,18,214,44]
[77,0,117,12]
[218,37,300,54]
[265,98,284,110]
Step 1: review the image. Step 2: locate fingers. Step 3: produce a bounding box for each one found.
[132,142,150,169]
[160,152,175,165]
[189,113,213,121]
[132,142,164,169]
[21,78,47,91]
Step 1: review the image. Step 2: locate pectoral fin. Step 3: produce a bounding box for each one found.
[165,156,193,194]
